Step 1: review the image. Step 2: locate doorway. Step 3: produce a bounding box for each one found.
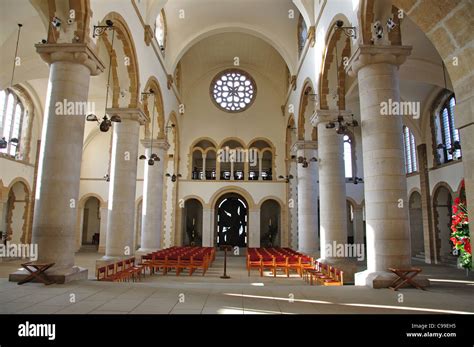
[215,193,247,247]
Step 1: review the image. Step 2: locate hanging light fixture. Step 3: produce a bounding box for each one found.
[87,20,121,132]
[10,23,23,87]
[324,38,358,135]
[278,174,294,183]
[139,90,161,166]
[166,173,182,182]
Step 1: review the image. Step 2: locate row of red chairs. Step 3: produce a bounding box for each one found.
[247,247,314,277]
[302,261,344,286]
[96,257,144,282]
[141,246,215,276]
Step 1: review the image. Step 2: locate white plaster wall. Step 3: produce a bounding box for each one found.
[179,181,286,207]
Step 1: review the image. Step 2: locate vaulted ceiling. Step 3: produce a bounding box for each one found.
[179,32,288,97]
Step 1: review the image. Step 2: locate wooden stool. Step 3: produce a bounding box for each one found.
[388,267,426,291]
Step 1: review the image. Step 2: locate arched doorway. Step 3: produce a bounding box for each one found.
[182,199,203,246]
[5,181,29,244]
[81,197,100,249]
[260,200,281,247]
[409,191,424,258]
[346,200,354,244]
[433,185,455,264]
[215,193,248,247]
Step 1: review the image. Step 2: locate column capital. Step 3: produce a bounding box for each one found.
[141,138,170,150]
[106,108,146,125]
[36,43,105,76]
[345,44,412,77]
[311,109,353,127]
[291,140,318,153]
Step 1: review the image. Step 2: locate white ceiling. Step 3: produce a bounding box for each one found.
[162,0,298,73]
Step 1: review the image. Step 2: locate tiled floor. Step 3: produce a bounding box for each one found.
[0,253,473,314]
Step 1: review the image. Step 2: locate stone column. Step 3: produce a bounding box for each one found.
[0,185,9,240]
[137,138,169,254]
[202,207,212,247]
[9,44,104,283]
[248,208,260,248]
[98,204,108,253]
[292,141,319,255]
[312,110,357,281]
[104,108,146,260]
[353,205,365,246]
[346,45,413,288]
[417,144,436,263]
[312,110,350,258]
[230,161,235,180]
[201,153,206,180]
[210,208,216,245]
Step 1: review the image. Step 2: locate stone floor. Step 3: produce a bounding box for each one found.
[0,252,473,314]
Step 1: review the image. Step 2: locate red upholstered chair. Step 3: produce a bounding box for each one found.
[261,254,275,277]
[273,255,288,277]
[287,256,302,277]
[322,267,344,286]
[96,266,107,281]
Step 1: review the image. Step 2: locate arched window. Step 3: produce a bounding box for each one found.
[155,9,166,54]
[297,14,308,57]
[434,95,460,163]
[403,126,417,174]
[191,140,217,180]
[248,140,273,181]
[0,89,27,157]
[343,134,353,178]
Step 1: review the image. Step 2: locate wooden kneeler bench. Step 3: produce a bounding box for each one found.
[388,267,426,291]
[18,262,56,285]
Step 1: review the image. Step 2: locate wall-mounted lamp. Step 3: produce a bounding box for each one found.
[297,156,317,168]
[335,20,357,39]
[87,20,120,132]
[325,114,358,135]
[278,174,294,183]
[166,173,182,182]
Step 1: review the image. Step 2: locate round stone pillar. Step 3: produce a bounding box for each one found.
[346,45,413,288]
[312,110,350,257]
[137,138,169,254]
[104,108,146,259]
[292,141,319,255]
[10,44,104,283]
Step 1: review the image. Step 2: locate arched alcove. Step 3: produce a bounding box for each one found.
[260,199,281,247]
[182,199,203,246]
[409,191,424,257]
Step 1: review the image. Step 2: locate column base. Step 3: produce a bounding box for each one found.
[135,248,159,256]
[355,269,431,288]
[96,253,140,268]
[317,258,358,284]
[9,266,88,284]
[298,248,320,258]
